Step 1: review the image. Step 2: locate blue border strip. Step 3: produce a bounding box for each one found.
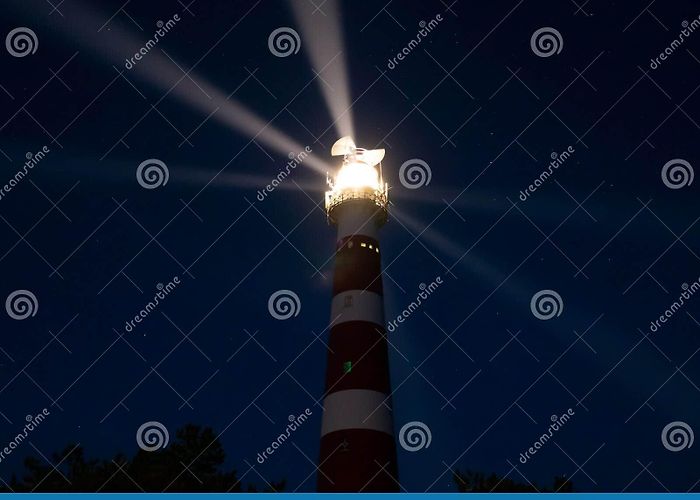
[1,495,699,498]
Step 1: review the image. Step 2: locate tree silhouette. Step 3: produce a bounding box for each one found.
[2,426,576,492]
[453,469,573,492]
[3,424,284,492]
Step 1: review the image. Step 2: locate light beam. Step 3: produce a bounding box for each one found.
[289,0,354,139]
[24,0,332,175]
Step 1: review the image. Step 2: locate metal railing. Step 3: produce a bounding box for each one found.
[324,184,389,225]
[325,185,388,213]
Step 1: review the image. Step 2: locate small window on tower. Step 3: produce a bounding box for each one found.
[348,241,354,248]
[368,244,373,249]
[375,247,379,253]
[344,295,353,308]
[360,242,367,248]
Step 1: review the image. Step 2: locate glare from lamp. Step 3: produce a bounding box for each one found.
[335,161,380,191]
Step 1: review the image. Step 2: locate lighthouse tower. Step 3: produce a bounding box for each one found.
[317,137,398,492]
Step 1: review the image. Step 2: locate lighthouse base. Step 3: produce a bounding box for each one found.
[318,429,399,492]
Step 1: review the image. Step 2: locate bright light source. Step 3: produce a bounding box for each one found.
[325,136,389,224]
[335,161,380,191]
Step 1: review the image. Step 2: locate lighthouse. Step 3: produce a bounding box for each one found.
[317,137,399,492]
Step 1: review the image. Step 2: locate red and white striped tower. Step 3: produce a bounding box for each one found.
[317,137,398,492]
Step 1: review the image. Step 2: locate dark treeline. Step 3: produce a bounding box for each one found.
[453,469,573,492]
[1,423,572,492]
[1,424,284,492]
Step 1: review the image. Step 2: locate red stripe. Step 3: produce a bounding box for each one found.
[336,234,379,250]
[324,321,391,395]
[333,236,383,296]
[318,429,399,492]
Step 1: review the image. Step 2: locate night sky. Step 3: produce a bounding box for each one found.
[1,0,699,492]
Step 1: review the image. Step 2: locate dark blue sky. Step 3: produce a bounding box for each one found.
[0,0,699,492]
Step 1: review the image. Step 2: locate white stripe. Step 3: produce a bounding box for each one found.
[330,290,384,327]
[321,389,393,436]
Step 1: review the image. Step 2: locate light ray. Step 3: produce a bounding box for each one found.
[25,0,332,175]
[289,0,354,139]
